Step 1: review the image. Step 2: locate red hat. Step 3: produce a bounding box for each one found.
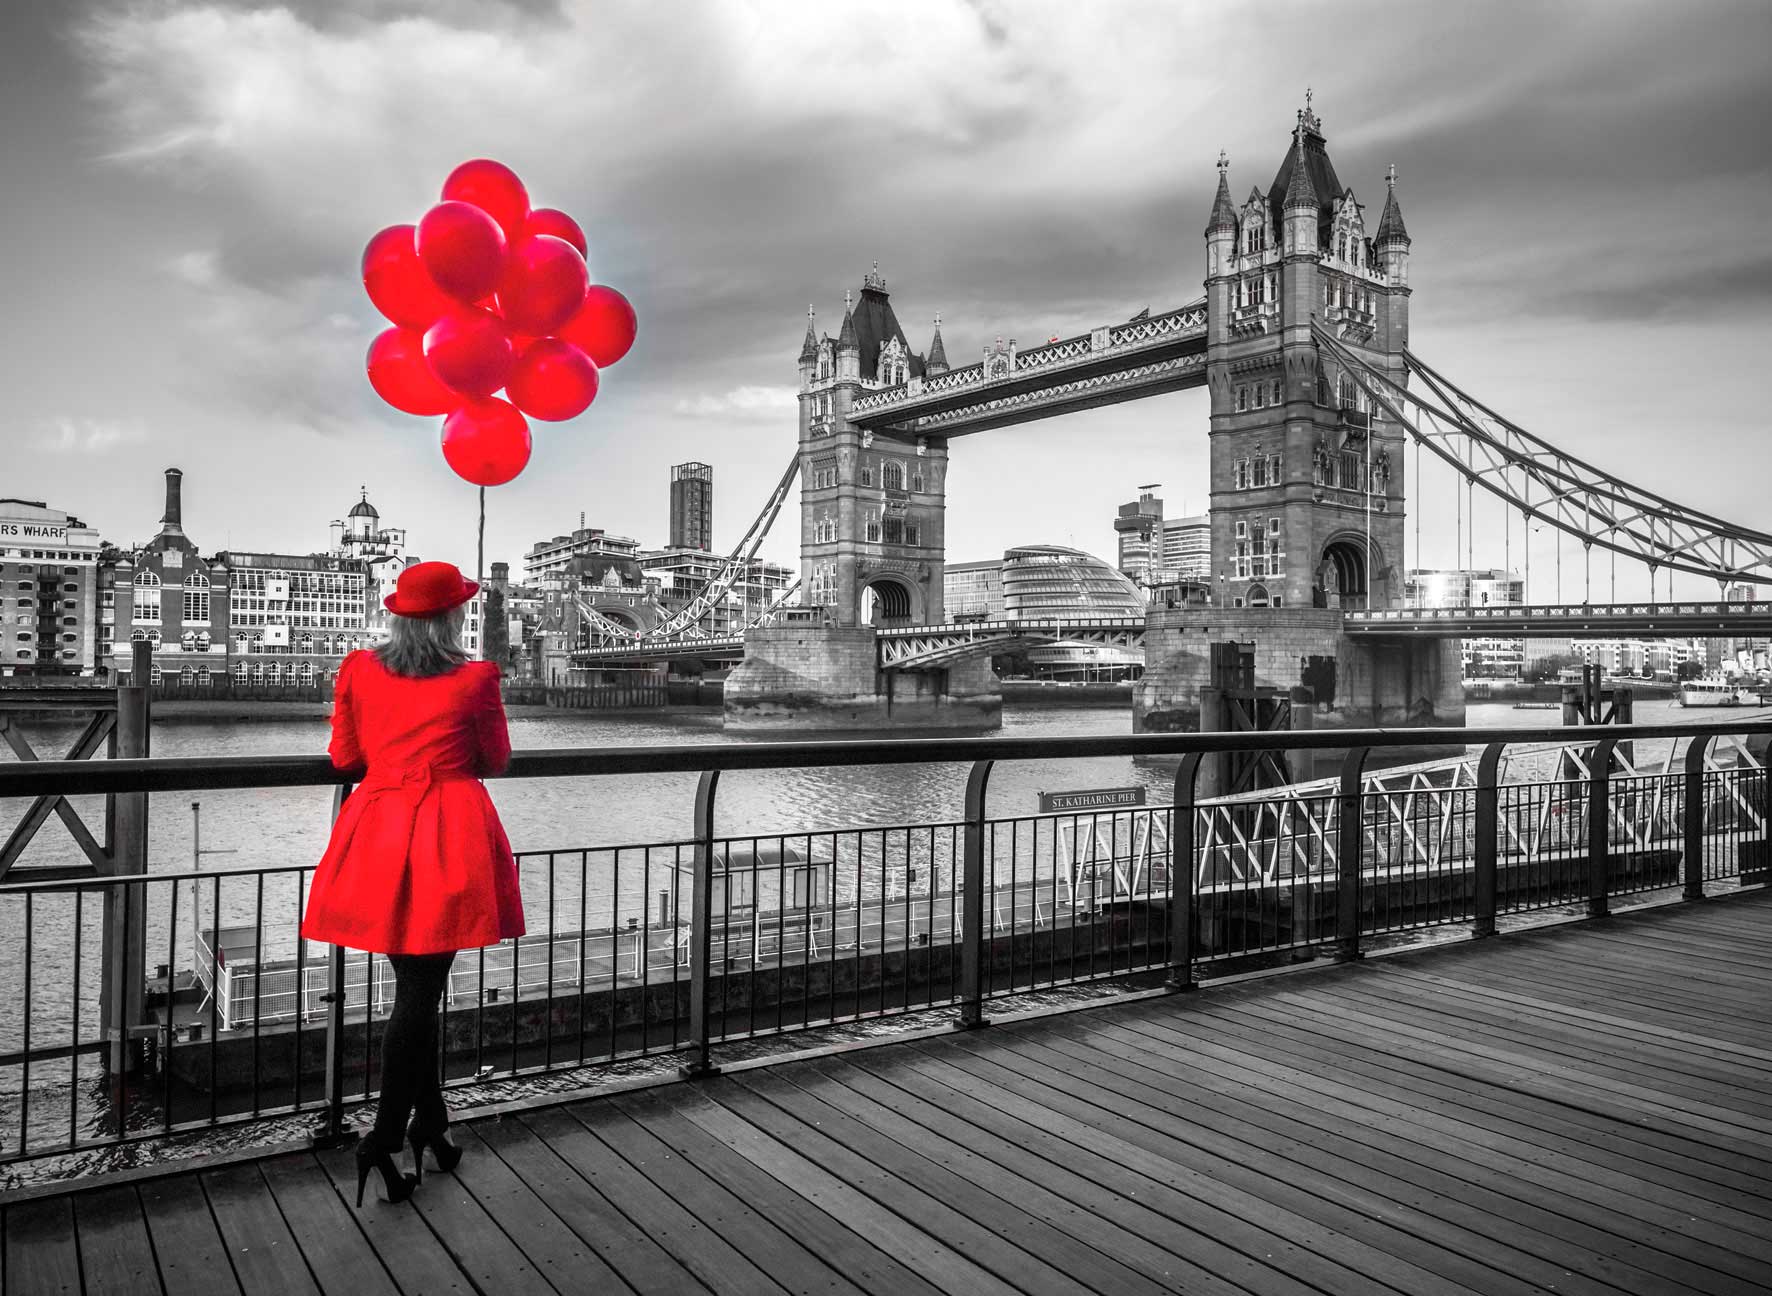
[384,561,479,617]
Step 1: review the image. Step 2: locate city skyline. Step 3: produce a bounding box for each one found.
[4,1,1771,594]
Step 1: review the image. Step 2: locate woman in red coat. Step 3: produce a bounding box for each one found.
[303,561,525,1205]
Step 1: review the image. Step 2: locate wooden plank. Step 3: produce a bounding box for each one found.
[612,1089,949,1296]
[579,1099,865,1296]
[257,1154,400,1296]
[72,1186,162,1296]
[1103,1001,1772,1247]
[4,1196,81,1296]
[138,1174,243,1296]
[715,1074,1108,1296]
[313,1144,476,1296]
[402,1134,562,1296]
[923,1033,1561,1296]
[876,1041,1633,1296]
[1180,991,1772,1210]
[658,1088,1023,1296]
[1378,964,1772,1071]
[1066,1013,1772,1290]
[532,1103,786,1296]
[1319,975,1772,1113]
[201,1162,321,1296]
[479,1114,704,1296]
[1269,980,1772,1148]
[441,1123,630,1296]
[811,1056,1281,1296]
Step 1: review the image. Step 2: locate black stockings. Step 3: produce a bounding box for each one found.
[372,952,456,1151]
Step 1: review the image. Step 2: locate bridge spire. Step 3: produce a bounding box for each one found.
[798,304,818,363]
[927,313,949,374]
[1375,163,1410,246]
[837,289,858,354]
[1206,149,1238,235]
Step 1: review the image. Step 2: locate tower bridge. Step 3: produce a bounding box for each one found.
[568,95,1772,734]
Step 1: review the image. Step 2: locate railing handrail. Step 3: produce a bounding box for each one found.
[2,721,1769,799]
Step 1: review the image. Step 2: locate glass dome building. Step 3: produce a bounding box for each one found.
[1001,545,1146,621]
[998,545,1147,680]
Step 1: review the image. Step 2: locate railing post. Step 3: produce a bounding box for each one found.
[1334,747,1369,962]
[959,759,993,1028]
[1682,736,1713,902]
[1587,737,1618,919]
[1167,753,1205,991]
[1473,742,1506,938]
[102,640,152,1078]
[681,769,721,1077]
[319,780,352,1145]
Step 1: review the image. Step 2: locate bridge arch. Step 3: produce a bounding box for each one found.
[859,574,919,627]
[1316,531,1387,609]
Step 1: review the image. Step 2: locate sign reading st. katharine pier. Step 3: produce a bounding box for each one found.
[1038,786,1147,814]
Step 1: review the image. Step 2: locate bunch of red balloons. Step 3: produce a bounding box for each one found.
[362,159,637,487]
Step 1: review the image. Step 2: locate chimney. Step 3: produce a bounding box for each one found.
[160,468,184,533]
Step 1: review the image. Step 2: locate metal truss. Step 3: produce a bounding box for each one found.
[877,618,1147,670]
[849,301,1208,436]
[1314,322,1772,587]
[1191,729,1766,890]
[572,597,649,647]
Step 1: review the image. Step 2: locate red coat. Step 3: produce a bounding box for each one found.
[302,650,526,955]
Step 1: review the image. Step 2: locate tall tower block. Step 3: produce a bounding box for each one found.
[796,267,949,627]
[1205,97,1411,610]
[669,462,714,551]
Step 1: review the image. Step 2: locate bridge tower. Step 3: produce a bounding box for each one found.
[797,267,949,628]
[1205,96,1411,610]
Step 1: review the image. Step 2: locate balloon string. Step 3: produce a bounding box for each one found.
[477,486,485,587]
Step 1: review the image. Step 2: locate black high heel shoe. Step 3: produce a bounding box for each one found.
[355,1138,417,1206]
[406,1119,463,1182]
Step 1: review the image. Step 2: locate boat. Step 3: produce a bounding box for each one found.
[1678,676,1761,707]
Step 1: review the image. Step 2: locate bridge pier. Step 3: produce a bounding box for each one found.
[724,624,1001,732]
[1135,608,1465,763]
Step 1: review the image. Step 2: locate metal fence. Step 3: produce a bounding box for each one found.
[0,721,1766,1167]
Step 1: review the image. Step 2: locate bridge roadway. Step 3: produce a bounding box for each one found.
[571,600,1772,669]
[7,890,1770,1294]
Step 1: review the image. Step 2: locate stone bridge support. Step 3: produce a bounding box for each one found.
[725,624,1000,732]
[1135,607,1464,770]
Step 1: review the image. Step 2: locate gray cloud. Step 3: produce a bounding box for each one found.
[1,0,1767,585]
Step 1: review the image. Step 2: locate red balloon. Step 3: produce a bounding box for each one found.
[367,327,459,415]
[441,159,530,244]
[362,224,454,329]
[507,338,600,421]
[416,201,506,303]
[442,398,532,487]
[524,207,587,258]
[499,235,590,336]
[422,306,514,397]
[559,285,637,367]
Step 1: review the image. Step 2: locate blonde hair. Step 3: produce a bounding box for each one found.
[375,604,469,678]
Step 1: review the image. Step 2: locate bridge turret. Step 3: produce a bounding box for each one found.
[797,305,818,389]
[1375,164,1410,287]
[1281,120,1319,257]
[835,291,860,382]
[1205,150,1237,280]
[926,314,948,375]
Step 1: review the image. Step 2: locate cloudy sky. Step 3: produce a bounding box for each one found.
[3,0,1769,600]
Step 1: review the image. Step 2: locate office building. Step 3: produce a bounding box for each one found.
[670,462,714,551]
[945,560,1006,622]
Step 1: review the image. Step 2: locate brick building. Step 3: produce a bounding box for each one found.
[0,498,103,677]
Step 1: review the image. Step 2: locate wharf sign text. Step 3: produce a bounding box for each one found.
[0,523,70,543]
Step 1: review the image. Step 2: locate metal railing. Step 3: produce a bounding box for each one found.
[0,720,1766,1168]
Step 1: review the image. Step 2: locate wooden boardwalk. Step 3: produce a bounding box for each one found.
[7,892,1772,1295]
